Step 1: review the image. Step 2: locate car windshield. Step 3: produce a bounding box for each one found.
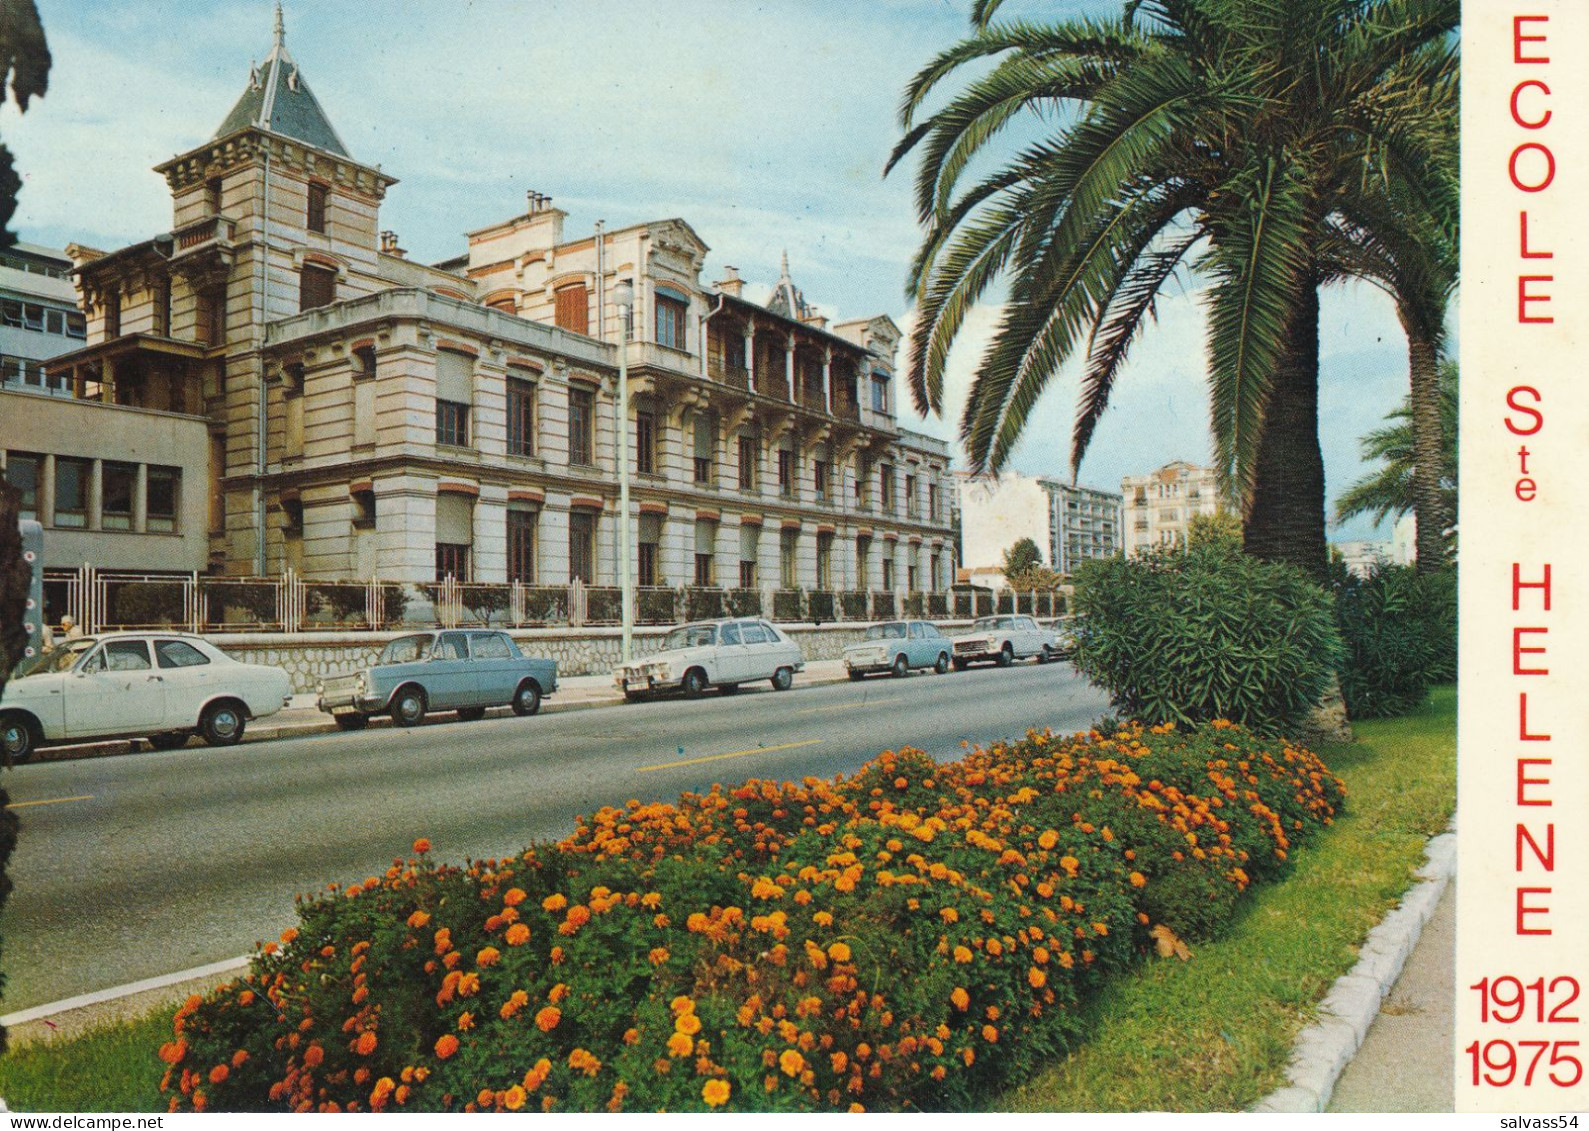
[12,638,97,678]
[379,635,434,664]
[973,618,1002,631]
[864,623,906,641]
[663,624,717,650]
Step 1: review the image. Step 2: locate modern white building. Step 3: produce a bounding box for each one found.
[1121,460,1221,554]
[0,243,86,396]
[957,470,1121,576]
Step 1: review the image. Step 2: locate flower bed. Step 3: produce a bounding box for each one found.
[160,722,1343,1113]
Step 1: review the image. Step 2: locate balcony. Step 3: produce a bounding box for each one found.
[707,356,750,391]
[171,214,237,265]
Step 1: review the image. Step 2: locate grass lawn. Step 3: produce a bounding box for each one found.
[0,688,1455,1113]
[994,685,1457,1111]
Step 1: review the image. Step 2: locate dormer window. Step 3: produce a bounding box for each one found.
[307,182,329,234]
[655,288,688,351]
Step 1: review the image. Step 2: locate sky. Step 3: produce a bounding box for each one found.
[4,0,1424,542]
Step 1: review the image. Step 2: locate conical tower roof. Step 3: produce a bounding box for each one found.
[213,4,350,157]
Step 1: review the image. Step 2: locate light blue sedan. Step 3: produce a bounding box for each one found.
[843,620,952,680]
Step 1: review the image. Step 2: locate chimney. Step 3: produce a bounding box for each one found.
[799,312,829,331]
[715,265,744,298]
[526,191,554,215]
[379,230,407,258]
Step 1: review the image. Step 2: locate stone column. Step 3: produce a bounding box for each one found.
[822,347,832,415]
[744,320,756,395]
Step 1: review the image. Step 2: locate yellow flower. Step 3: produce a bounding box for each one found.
[535,1007,561,1032]
[779,1049,806,1077]
[950,987,970,1011]
[702,1079,731,1107]
[827,942,852,963]
[667,1032,693,1057]
[675,1012,702,1036]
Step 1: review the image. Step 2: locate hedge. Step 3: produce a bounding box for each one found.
[161,722,1343,1114]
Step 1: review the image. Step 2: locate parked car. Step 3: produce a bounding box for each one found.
[843,620,952,679]
[1043,615,1080,658]
[614,618,804,700]
[317,629,557,729]
[951,615,1062,670]
[1,632,293,761]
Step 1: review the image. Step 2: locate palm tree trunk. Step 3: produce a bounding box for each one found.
[1243,280,1329,584]
[1406,331,1448,572]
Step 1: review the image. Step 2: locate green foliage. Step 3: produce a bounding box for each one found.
[1002,538,1043,577]
[1070,543,1342,734]
[1334,361,1458,531]
[1186,511,1242,550]
[1331,563,1456,718]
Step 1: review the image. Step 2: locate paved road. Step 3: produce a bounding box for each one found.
[1,661,1108,1012]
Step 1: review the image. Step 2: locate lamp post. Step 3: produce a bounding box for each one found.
[612,279,635,664]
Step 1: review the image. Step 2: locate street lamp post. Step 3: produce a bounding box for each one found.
[613,279,635,665]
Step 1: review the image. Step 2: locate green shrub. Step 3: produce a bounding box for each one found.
[159,722,1342,1114]
[1070,543,1342,735]
[1331,564,1455,718]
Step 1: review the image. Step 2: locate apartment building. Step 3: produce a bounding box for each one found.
[957,470,1122,576]
[0,243,86,396]
[45,11,952,593]
[1120,460,1221,554]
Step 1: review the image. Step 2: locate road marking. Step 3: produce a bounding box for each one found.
[0,955,251,1028]
[638,739,821,773]
[9,794,94,809]
[795,697,902,716]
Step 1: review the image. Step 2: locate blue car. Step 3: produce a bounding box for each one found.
[842,620,952,680]
[316,629,557,729]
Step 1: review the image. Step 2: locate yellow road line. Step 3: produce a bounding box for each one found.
[10,794,94,809]
[795,697,902,716]
[638,739,821,773]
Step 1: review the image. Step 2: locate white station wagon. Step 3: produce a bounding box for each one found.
[1,632,293,761]
[614,618,805,700]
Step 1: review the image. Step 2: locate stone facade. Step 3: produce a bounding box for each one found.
[1120,460,1222,554]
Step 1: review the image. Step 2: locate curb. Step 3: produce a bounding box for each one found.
[1249,824,1457,1114]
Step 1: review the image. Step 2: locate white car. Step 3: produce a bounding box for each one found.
[1,632,294,761]
[614,618,805,700]
[951,615,1062,670]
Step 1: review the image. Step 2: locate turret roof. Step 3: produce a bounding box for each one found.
[212,4,349,158]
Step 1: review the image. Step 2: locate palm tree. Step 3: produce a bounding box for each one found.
[1334,359,1457,541]
[888,0,1458,581]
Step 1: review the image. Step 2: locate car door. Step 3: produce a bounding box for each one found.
[1015,616,1043,656]
[64,639,166,737]
[912,622,943,668]
[467,631,518,706]
[425,631,476,709]
[738,621,773,678]
[716,621,750,682]
[759,621,800,675]
[152,638,216,729]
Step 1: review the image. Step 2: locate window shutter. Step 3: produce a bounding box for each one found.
[639,513,662,543]
[555,284,589,335]
[435,493,473,544]
[299,264,336,311]
[435,349,474,404]
[740,525,758,559]
[695,521,716,555]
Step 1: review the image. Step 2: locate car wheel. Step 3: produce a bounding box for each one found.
[456,706,487,722]
[891,653,909,678]
[199,701,247,747]
[771,666,794,692]
[390,686,427,727]
[681,668,706,699]
[996,643,1014,668]
[147,731,190,751]
[1,713,37,763]
[951,658,968,672]
[1037,645,1053,665]
[935,651,950,674]
[512,681,542,717]
[334,713,369,731]
[847,669,865,681]
[622,689,645,704]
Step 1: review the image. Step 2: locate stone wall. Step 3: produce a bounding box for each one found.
[212,621,976,692]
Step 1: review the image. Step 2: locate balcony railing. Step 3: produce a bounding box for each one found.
[707,357,750,390]
[172,214,236,255]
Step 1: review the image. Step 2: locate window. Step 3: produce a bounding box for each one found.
[568,387,594,466]
[436,400,470,446]
[569,510,597,583]
[205,177,223,216]
[435,542,470,581]
[738,434,757,490]
[471,632,513,660]
[856,536,871,586]
[353,345,377,379]
[636,410,657,475]
[814,459,830,501]
[720,622,742,645]
[101,640,152,672]
[4,453,40,519]
[155,277,172,337]
[881,556,894,590]
[307,182,329,234]
[693,414,714,485]
[104,289,121,337]
[854,455,869,505]
[100,462,136,530]
[930,554,942,591]
[740,622,768,645]
[655,291,688,351]
[739,524,758,589]
[507,508,537,584]
[880,465,895,510]
[871,373,889,413]
[778,448,795,498]
[281,496,304,536]
[906,474,919,518]
[66,312,86,339]
[298,263,335,311]
[155,640,210,669]
[638,513,661,587]
[555,283,589,335]
[694,521,716,587]
[53,456,89,528]
[507,378,537,457]
[199,285,227,347]
[487,293,517,315]
[352,488,377,529]
[816,531,834,590]
[928,482,940,522]
[779,528,798,589]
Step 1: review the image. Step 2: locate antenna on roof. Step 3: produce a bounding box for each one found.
[274,1,285,48]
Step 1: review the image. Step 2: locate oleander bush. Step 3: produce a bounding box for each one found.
[159,721,1343,1114]
[1070,543,1342,735]
[1331,564,1456,719]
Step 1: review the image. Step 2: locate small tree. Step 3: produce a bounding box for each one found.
[1001,537,1043,576]
[1186,510,1243,549]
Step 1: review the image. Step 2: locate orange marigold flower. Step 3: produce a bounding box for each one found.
[779,1049,806,1077]
[1129,871,1147,887]
[549,982,569,1004]
[830,1051,848,1073]
[434,1034,459,1060]
[303,1044,324,1068]
[354,1031,378,1056]
[413,838,432,854]
[676,1012,702,1036]
[702,1079,731,1107]
[503,888,527,907]
[953,946,973,964]
[503,1085,527,1111]
[1028,967,1047,989]
[623,1027,641,1045]
[649,947,669,966]
[951,987,970,1011]
[505,923,531,947]
[476,946,501,967]
[827,942,852,963]
[535,1007,561,1032]
[543,893,568,913]
[1037,829,1059,850]
[231,1049,249,1068]
[280,927,299,945]
[208,1065,229,1085]
[667,1032,693,1057]
[549,946,565,964]
[813,911,834,928]
[458,1012,475,1031]
[670,995,695,1015]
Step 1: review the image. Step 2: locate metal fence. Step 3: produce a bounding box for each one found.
[42,565,1066,635]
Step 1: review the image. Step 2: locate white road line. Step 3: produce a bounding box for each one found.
[0,955,251,1027]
